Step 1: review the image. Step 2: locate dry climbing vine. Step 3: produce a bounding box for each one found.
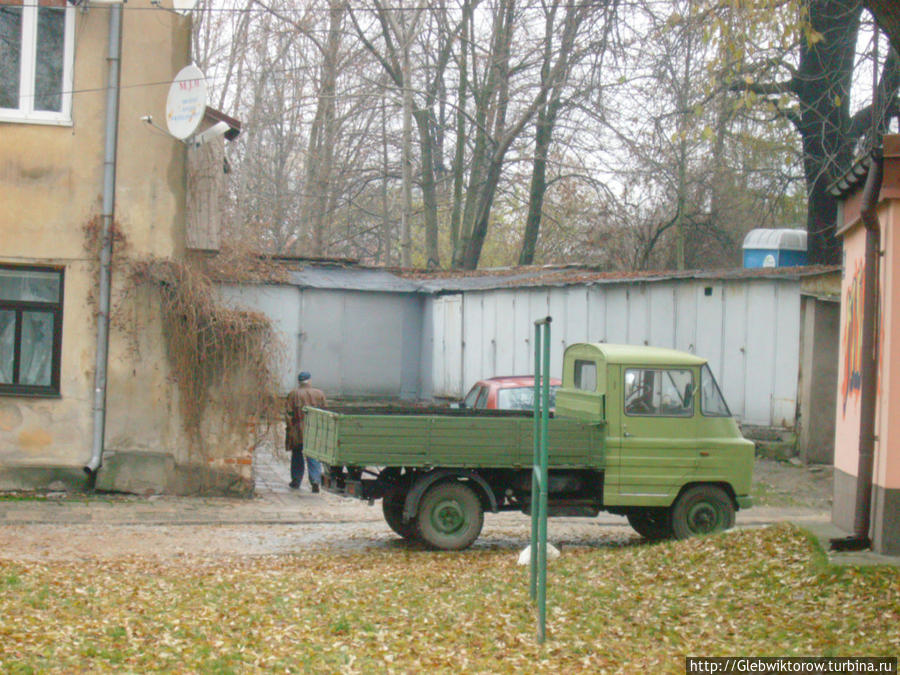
[127,258,283,452]
[83,219,284,459]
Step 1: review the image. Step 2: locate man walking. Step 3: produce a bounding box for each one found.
[285,371,326,492]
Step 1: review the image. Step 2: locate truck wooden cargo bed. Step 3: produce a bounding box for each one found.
[304,406,606,469]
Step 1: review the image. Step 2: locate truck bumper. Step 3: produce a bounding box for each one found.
[736,495,753,510]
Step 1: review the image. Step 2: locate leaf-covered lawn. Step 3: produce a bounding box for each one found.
[1,524,897,673]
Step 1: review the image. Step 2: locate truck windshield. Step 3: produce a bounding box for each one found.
[700,364,731,416]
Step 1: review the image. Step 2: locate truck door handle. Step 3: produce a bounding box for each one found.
[699,451,709,457]
[623,431,633,438]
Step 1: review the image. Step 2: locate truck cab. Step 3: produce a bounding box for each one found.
[557,343,754,538]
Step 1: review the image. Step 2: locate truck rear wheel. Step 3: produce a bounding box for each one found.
[415,482,484,551]
[626,508,673,540]
[382,489,418,540]
[671,485,735,539]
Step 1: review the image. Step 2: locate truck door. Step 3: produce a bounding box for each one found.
[617,366,698,505]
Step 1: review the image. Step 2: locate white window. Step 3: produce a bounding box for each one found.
[0,0,75,125]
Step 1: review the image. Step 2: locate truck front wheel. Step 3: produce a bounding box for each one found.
[415,482,484,550]
[382,489,418,540]
[627,508,673,540]
[671,485,735,539]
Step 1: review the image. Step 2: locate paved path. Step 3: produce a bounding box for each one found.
[0,444,379,527]
[0,444,830,529]
[2,445,893,567]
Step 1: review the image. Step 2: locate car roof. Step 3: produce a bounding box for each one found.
[480,376,562,387]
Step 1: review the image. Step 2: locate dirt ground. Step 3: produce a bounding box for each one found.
[0,457,832,562]
[752,456,833,510]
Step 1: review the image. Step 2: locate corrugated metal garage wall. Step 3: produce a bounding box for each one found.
[431,278,801,427]
[221,285,425,399]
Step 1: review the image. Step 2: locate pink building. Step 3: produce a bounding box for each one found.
[833,134,900,555]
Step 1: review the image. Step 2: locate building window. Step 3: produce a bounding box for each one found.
[0,0,75,125]
[0,265,63,396]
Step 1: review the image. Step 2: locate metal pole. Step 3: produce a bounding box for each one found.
[85,4,123,478]
[530,316,551,644]
[530,323,541,600]
[538,319,550,642]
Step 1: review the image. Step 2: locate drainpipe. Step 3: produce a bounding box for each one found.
[832,148,883,551]
[853,149,884,546]
[85,4,124,481]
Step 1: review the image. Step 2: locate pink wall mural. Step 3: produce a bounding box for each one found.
[842,259,864,416]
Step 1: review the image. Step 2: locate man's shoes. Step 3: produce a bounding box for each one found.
[289,481,299,489]
[311,483,320,493]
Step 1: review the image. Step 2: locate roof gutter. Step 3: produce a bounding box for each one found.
[85,4,123,480]
[831,148,883,551]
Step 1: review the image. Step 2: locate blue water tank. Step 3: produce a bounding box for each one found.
[742,229,808,268]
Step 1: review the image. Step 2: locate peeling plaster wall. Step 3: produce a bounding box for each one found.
[0,4,242,492]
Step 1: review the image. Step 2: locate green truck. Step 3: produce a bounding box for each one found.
[304,343,754,550]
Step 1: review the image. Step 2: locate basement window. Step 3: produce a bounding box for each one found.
[0,0,75,125]
[0,265,63,396]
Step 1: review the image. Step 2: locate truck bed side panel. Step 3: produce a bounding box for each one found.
[304,408,605,470]
[339,416,430,465]
[428,417,526,467]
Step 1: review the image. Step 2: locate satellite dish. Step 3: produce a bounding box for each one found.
[172,0,197,15]
[165,64,207,140]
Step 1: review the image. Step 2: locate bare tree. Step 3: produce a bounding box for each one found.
[518,1,610,265]
[300,1,348,256]
[350,1,472,268]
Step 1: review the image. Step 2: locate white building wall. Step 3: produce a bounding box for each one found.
[431,278,802,427]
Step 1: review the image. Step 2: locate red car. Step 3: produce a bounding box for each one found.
[461,376,562,411]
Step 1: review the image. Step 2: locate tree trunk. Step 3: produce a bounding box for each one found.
[413,109,440,267]
[518,108,552,266]
[795,0,862,265]
[380,93,392,265]
[399,23,414,267]
[302,1,346,257]
[448,6,470,256]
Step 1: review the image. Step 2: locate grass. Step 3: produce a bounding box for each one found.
[0,523,897,673]
[751,478,802,507]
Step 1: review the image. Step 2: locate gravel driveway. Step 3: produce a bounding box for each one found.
[0,446,831,562]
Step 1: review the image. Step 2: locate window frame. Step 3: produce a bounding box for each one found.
[700,364,732,417]
[623,367,694,418]
[0,0,76,125]
[474,386,489,409]
[462,384,482,409]
[573,359,597,392]
[0,264,64,397]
